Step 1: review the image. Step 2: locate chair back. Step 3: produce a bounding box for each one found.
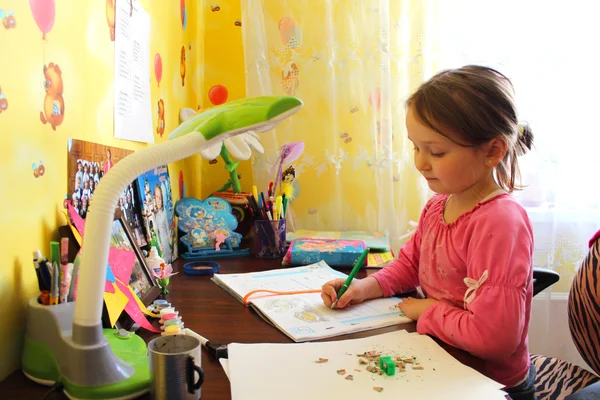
[568,237,600,375]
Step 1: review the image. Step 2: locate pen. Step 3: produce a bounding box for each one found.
[49,261,59,305]
[331,247,370,309]
[184,328,229,359]
[33,250,44,292]
[252,185,258,202]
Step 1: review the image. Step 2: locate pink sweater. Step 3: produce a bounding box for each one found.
[372,193,534,388]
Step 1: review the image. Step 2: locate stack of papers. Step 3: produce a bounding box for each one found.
[212,261,411,342]
[220,330,507,400]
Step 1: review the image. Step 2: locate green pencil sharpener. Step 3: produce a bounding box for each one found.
[379,356,396,376]
[21,297,150,399]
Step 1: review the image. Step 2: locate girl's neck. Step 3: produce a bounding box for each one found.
[443,179,504,224]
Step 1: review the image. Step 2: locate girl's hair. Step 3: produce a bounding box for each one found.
[406,65,534,192]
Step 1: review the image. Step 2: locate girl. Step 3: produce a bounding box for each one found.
[322,65,535,400]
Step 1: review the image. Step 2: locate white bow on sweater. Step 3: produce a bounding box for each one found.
[463,270,489,308]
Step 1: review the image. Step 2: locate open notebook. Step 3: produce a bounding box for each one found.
[222,330,506,400]
[211,261,411,342]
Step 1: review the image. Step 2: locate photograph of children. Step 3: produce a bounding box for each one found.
[109,218,154,300]
[135,165,178,263]
[67,139,147,247]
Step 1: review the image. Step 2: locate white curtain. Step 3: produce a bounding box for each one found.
[241,0,435,250]
[433,0,600,370]
[242,0,600,371]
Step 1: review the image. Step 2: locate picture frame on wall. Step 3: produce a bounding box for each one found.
[66,138,148,248]
[135,164,178,263]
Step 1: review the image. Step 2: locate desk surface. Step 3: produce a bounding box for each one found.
[0,256,488,399]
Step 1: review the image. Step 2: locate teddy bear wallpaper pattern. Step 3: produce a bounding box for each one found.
[0,0,205,381]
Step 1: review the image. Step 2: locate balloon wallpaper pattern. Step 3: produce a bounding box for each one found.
[0,0,219,380]
[208,84,228,105]
[29,0,54,40]
[154,53,162,87]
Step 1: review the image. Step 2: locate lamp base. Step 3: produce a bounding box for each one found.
[22,297,150,400]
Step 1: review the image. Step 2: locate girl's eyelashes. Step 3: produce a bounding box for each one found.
[431,152,446,158]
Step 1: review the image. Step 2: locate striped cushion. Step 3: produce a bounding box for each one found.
[568,239,600,376]
[531,354,599,400]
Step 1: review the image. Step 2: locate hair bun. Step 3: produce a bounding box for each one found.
[516,123,534,156]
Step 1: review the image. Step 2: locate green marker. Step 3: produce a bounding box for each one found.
[331,247,370,309]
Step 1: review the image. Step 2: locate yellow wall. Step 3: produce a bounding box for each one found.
[0,0,203,380]
[199,0,252,198]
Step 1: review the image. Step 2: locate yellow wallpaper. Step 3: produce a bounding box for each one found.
[0,0,203,380]
[199,0,252,198]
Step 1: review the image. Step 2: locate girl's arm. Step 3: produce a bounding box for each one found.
[416,212,533,360]
[370,230,422,296]
[370,199,436,297]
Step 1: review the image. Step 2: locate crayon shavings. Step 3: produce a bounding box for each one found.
[315,347,427,393]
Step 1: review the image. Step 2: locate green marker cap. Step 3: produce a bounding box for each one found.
[50,241,60,264]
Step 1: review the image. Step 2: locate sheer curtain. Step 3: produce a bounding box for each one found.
[430,0,600,369]
[241,0,435,250]
[242,0,599,370]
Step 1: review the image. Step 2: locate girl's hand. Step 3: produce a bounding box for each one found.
[398,297,439,321]
[321,277,383,309]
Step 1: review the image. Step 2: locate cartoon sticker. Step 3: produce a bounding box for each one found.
[0,9,16,29]
[156,99,165,136]
[32,160,45,178]
[0,86,7,113]
[40,63,65,131]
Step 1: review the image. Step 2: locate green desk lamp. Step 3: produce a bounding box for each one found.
[21,96,302,399]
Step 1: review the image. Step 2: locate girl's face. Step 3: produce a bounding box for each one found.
[82,197,88,207]
[73,198,79,207]
[84,180,89,189]
[155,187,163,209]
[406,107,490,196]
[107,150,111,160]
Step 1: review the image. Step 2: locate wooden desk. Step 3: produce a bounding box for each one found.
[0,256,488,399]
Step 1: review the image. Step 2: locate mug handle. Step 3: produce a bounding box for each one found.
[186,356,205,394]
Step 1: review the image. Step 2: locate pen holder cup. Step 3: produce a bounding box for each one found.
[252,219,287,258]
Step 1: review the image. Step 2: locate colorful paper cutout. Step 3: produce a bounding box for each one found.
[103,283,128,327]
[116,281,159,332]
[66,202,159,331]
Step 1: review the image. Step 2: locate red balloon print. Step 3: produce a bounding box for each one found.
[208,85,228,105]
[154,53,162,87]
[29,0,55,40]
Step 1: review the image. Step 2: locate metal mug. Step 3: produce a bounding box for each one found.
[148,335,205,399]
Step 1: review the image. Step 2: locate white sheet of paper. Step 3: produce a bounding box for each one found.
[228,331,507,400]
[219,358,230,379]
[212,261,412,342]
[113,0,153,143]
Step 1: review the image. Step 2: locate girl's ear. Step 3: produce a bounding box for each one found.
[485,138,508,164]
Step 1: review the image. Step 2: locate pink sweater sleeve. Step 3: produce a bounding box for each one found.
[416,209,533,360]
[370,202,433,296]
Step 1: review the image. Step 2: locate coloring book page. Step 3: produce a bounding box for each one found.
[212,261,411,341]
[227,330,506,400]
